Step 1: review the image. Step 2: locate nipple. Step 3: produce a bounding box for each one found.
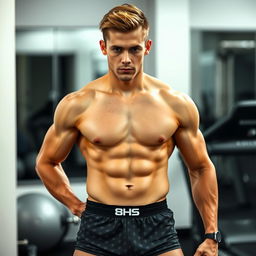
[93,137,101,144]
[158,136,165,143]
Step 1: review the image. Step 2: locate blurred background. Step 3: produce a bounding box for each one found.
[1,0,256,255]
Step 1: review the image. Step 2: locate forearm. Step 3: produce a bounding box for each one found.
[35,161,84,215]
[189,163,218,233]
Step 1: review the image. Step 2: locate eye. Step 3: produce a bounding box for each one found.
[112,47,122,53]
[130,46,141,53]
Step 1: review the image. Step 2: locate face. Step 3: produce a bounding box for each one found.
[100,27,152,82]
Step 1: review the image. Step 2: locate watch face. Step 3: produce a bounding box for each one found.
[216,231,221,242]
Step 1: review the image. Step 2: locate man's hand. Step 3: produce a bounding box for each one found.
[70,201,86,217]
[194,239,218,256]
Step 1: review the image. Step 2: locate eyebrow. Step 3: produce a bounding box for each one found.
[110,45,143,49]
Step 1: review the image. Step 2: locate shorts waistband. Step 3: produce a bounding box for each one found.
[85,199,168,217]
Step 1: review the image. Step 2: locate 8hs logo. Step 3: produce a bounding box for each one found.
[115,208,140,216]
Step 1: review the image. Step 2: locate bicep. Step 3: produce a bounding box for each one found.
[174,127,212,172]
[172,94,212,171]
[37,124,79,164]
[37,93,82,164]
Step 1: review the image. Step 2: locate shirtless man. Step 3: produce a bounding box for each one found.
[36,4,219,256]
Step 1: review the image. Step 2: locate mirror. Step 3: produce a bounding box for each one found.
[16,28,108,182]
[191,31,256,129]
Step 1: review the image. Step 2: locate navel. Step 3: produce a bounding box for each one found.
[126,184,134,190]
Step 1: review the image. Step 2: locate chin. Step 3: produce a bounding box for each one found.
[115,74,133,82]
[119,77,133,82]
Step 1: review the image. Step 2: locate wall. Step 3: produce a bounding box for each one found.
[0,0,17,255]
[16,0,146,27]
[190,0,256,30]
[16,28,107,91]
[154,0,191,228]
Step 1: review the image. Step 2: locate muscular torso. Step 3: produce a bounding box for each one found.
[38,72,217,244]
[73,75,180,205]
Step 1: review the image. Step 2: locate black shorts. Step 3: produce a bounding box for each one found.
[75,199,181,256]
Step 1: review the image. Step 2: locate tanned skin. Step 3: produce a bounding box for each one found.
[36,26,218,256]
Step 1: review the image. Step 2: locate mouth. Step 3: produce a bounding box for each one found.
[118,68,135,73]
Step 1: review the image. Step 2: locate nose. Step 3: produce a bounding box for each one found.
[121,51,131,65]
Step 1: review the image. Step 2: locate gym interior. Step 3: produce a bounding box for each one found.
[1,0,256,255]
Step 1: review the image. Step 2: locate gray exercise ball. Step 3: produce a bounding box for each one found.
[18,193,69,252]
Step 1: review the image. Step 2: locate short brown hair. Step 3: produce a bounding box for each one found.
[99,4,149,42]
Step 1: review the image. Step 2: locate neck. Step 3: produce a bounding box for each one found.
[107,70,145,96]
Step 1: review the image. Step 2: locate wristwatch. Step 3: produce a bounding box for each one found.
[205,231,222,243]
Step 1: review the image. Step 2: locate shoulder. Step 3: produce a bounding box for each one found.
[145,74,197,112]
[161,89,196,113]
[60,86,95,108]
[144,74,171,91]
[162,89,199,130]
[57,87,95,114]
[54,86,96,129]
[145,75,199,129]
[56,74,108,114]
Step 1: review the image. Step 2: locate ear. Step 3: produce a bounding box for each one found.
[144,40,152,55]
[99,40,107,55]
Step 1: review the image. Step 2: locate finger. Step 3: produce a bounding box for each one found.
[78,209,85,218]
[194,249,202,256]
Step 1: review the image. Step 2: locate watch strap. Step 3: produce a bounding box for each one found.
[205,231,221,243]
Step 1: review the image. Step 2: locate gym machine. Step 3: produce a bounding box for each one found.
[181,100,256,256]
